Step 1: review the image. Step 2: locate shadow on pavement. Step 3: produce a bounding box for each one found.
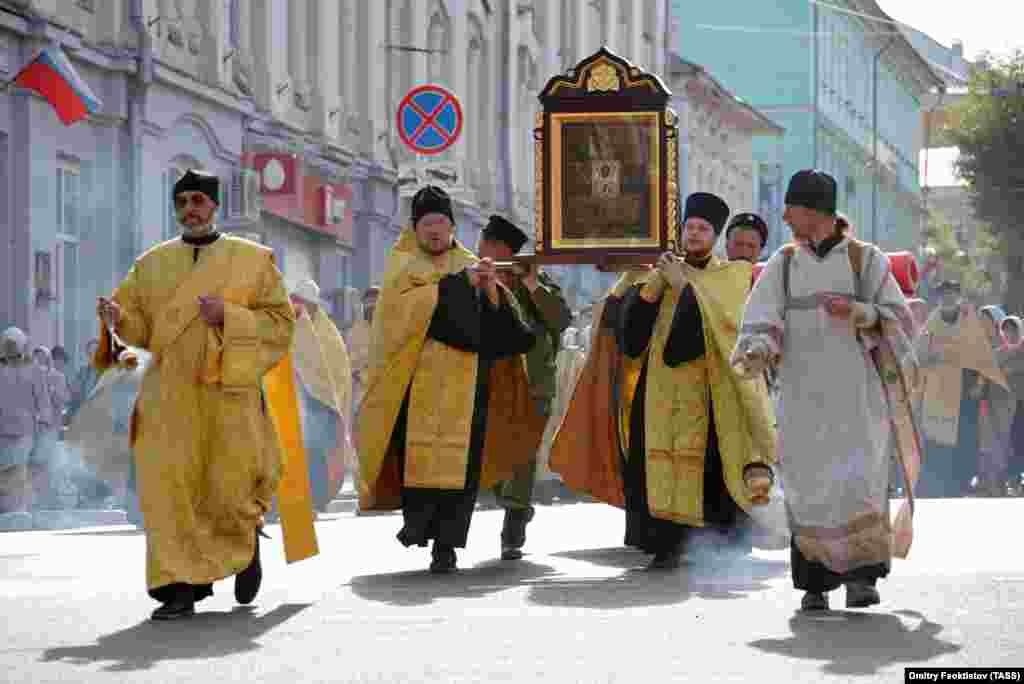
[347,559,559,606]
[748,609,962,676]
[526,548,789,609]
[40,602,312,672]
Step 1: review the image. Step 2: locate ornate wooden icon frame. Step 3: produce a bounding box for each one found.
[531,47,678,267]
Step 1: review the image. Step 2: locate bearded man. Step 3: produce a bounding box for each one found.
[95,169,313,620]
[735,169,922,611]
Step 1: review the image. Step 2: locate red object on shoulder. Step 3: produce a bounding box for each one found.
[888,252,919,297]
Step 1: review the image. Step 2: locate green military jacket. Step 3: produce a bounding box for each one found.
[511,270,572,403]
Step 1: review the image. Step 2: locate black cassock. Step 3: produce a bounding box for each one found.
[617,266,750,556]
[389,271,535,549]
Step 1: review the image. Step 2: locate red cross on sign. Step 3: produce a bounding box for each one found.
[396,84,463,155]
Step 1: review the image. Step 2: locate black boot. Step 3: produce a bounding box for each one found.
[234,530,263,605]
[845,581,881,608]
[800,591,829,611]
[151,584,195,621]
[647,550,682,570]
[430,542,457,574]
[500,507,535,560]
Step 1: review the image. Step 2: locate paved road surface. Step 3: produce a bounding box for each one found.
[1,498,1022,683]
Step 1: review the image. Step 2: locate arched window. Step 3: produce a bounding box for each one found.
[427,2,451,86]
[389,0,412,117]
[517,45,539,202]
[467,16,488,186]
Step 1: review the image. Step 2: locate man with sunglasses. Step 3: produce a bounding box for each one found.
[94,169,310,620]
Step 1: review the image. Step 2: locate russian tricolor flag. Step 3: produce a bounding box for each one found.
[12,45,102,126]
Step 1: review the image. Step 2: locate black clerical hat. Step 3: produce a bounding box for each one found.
[683,192,731,235]
[411,185,455,226]
[482,215,529,254]
[726,212,768,244]
[785,169,837,215]
[173,169,220,206]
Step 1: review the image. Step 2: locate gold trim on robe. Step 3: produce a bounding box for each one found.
[642,257,776,525]
[355,229,543,511]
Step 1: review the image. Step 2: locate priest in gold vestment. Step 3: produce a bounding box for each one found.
[617,193,776,570]
[290,279,353,511]
[356,186,543,573]
[96,170,309,620]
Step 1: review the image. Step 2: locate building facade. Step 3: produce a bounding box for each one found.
[672,0,943,253]
[666,53,786,257]
[0,0,672,366]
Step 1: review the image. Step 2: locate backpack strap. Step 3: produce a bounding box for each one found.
[846,237,866,300]
[781,243,796,303]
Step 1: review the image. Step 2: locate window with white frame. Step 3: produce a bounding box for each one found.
[56,159,81,354]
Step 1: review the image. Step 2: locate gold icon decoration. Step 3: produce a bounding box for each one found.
[534,111,544,252]
[523,47,674,268]
[664,108,681,257]
[587,63,621,92]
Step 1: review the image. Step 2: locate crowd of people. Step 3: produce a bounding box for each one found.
[3,163,1024,622]
[0,329,116,514]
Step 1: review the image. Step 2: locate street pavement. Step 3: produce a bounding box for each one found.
[1,497,1022,683]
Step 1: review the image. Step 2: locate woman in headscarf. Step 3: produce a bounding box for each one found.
[0,328,45,514]
[976,306,1017,496]
[994,315,1024,494]
[30,346,68,508]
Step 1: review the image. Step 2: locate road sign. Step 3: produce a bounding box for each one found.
[396,84,463,155]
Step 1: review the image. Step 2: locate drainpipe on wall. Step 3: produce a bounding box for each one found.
[127,0,153,277]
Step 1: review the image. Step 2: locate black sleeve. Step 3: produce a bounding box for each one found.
[482,290,537,361]
[425,272,481,352]
[662,284,706,367]
[618,285,660,359]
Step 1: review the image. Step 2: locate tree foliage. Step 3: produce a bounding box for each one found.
[949,49,1024,310]
[922,213,998,298]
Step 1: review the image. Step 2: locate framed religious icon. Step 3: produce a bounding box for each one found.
[526,47,679,267]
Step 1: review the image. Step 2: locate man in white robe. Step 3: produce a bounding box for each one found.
[734,169,922,611]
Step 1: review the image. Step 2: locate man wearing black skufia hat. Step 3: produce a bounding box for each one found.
[614,191,778,570]
[734,169,922,612]
[94,168,311,620]
[478,215,571,560]
[725,212,769,263]
[356,186,544,574]
[914,279,1007,499]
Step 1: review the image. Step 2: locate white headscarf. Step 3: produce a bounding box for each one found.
[1,327,28,360]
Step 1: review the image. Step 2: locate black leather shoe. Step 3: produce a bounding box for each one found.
[429,544,457,574]
[647,551,682,570]
[800,592,829,611]
[845,582,881,608]
[234,532,262,605]
[151,587,195,621]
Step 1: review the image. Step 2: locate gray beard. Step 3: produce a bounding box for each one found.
[181,221,216,237]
